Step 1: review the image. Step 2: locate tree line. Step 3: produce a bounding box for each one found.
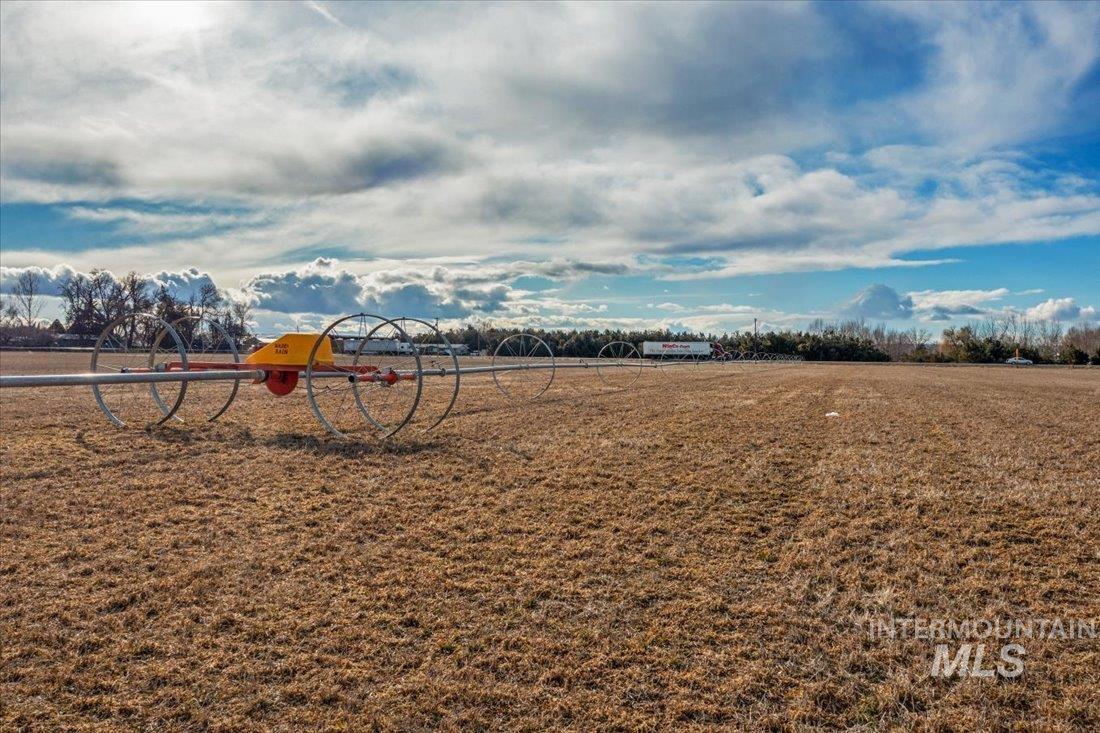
[2,270,1097,363]
[938,317,1099,365]
[0,270,256,348]
[437,321,895,361]
[439,316,1099,364]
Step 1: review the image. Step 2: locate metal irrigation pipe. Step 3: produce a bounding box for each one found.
[0,369,265,389]
[0,309,761,441]
[388,360,674,378]
[0,360,675,390]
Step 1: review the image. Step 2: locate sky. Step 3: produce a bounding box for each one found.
[0,0,1098,336]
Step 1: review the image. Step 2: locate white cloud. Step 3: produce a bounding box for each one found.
[0,257,644,323]
[0,2,1097,285]
[907,288,1010,311]
[906,287,1011,320]
[0,264,80,296]
[303,1,345,28]
[831,285,1098,325]
[841,284,915,320]
[5,259,1092,337]
[0,264,220,304]
[1025,297,1096,322]
[885,2,1100,150]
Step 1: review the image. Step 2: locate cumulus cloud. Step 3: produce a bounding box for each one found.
[148,268,221,301]
[841,284,915,321]
[242,267,508,319]
[0,264,222,304]
[6,258,1093,336]
[0,264,79,296]
[1025,297,1097,322]
[0,257,813,336]
[0,254,646,323]
[236,256,646,318]
[834,284,1098,324]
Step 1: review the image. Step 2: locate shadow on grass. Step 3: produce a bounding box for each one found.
[262,432,441,457]
[77,421,443,458]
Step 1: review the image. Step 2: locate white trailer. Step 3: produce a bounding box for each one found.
[418,342,470,356]
[641,341,712,359]
[341,338,414,355]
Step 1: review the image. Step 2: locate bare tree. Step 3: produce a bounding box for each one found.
[120,271,153,314]
[197,281,222,321]
[1035,319,1064,361]
[231,299,253,330]
[12,270,45,327]
[221,299,256,347]
[1,295,19,326]
[1065,324,1100,354]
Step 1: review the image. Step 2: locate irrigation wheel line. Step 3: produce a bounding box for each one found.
[351,318,425,436]
[154,315,242,423]
[384,316,461,432]
[491,333,556,401]
[595,340,643,390]
[305,313,424,439]
[91,312,189,428]
[2,309,777,440]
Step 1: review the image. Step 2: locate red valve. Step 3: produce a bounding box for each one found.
[264,369,299,396]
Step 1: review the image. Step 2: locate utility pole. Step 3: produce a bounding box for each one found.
[753,317,758,352]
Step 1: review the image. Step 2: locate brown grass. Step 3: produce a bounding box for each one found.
[2,352,1099,730]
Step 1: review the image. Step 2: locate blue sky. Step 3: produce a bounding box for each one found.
[1,0,1097,335]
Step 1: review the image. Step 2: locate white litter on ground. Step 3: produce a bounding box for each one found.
[825,411,840,418]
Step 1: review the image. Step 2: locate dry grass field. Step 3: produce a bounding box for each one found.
[2,352,1098,731]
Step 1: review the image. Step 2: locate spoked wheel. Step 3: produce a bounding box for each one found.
[158,316,241,422]
[306,314,423,439]
[91,313,188,427]
[387,317,460,432]
[596,340,643,389]
[491,333,555,401]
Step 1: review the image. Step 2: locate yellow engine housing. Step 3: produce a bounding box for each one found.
[245,333,333,366]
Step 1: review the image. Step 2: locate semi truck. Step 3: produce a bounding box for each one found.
[641,341,713,359]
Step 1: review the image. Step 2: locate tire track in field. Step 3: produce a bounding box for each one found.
[569,367,849,726]
[754,367,1100,728]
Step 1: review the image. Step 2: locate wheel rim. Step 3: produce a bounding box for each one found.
[91,313,188,428]
[596,341,642,389]
[387,317,461,432]
[155,316,241,422]
[491,333,555,400]
[306,314,423,439]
